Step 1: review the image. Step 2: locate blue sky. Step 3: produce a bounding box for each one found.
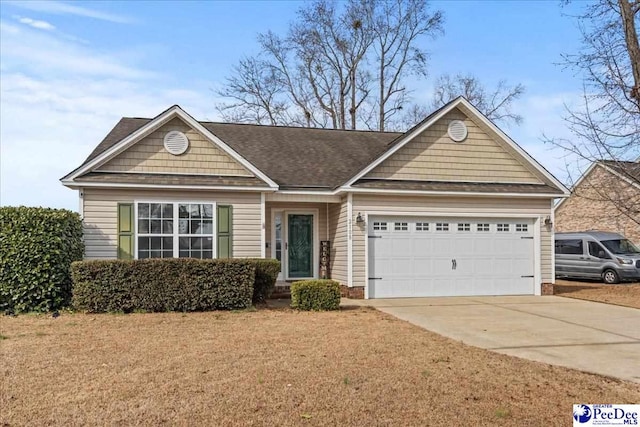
[1,0,588,210]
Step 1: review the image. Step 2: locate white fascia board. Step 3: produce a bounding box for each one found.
[61,180,276,192]
[64,105,278,189]
[342,97,570,196]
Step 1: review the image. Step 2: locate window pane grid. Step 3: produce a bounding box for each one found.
[497,223,510,232]
[138,203,173,236]
[515,223,528,232]
[415,222,429,231]
[436,223,449,231]
[373,221,387,231]
[476,223,490,232]
[137,202,214,260]
[178,203,214,260]
[394,222,408,231]
[457,223,471,232]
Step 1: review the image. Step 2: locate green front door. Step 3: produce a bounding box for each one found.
[288,214,313,278]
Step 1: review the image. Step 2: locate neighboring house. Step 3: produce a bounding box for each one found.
[555,160,640,244]
[61,97,569,299]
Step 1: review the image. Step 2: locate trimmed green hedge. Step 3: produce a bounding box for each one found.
[291,279,341,311]
[71,258,255,312]
[246,258,281,303]
[0,206,83,313]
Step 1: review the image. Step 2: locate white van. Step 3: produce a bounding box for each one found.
[555,231,640,284]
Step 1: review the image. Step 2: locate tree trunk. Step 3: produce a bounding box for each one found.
[619,0,640,104]
[379,51,385,132]
[350,67,357,130]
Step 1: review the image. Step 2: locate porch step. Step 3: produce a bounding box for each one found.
[271,282,292,298]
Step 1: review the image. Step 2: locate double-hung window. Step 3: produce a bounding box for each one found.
[136,202,215,259]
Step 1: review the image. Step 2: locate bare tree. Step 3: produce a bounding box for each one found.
[368,0,444,131]
[216,56,288,125]
[216,0,443,130]
[430,74,525,126]
[545,0,640,224]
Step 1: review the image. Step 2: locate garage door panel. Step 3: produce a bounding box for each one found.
[412,239,432,252]
[413,260,433,276]
[368,216,535,298]
[432,237,453,252]
[392,259,413,274]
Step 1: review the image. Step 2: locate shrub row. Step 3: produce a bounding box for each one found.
[0,207,83,313]
[71,258,281,313]
[291,280,341,311]
[71,258,258,312]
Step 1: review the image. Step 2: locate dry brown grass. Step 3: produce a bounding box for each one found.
[1,307,639,426]
[555,279,640,309]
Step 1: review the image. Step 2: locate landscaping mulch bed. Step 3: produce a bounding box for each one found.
[2,307,639,426]
[554,279,640,309]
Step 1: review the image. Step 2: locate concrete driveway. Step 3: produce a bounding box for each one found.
[349,296,640,383]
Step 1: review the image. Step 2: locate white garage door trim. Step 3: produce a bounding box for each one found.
[363,212,541,299]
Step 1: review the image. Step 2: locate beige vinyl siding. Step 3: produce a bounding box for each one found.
[365,108,543,184]
[351,194,555,289]
[82,188,261,259]
[328,198,348,285]
[97,118,253,176]
[264,202,329,261]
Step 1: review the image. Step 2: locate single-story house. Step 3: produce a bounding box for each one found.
[555,160,640,244]
[61,97,569,298]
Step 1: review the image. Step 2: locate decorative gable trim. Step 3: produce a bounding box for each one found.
[61,105,278,188]
[342,97,570,196]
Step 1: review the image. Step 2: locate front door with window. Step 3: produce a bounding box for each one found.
[287,214,313,278]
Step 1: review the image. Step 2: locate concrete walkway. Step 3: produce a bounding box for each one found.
[344,296,640,383]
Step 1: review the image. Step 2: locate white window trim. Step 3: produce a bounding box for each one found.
[270,209,284,281]
[134,200,217,260]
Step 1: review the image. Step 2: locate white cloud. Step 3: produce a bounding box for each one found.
[1,21,154,79]
[0,21,218,211]
[5,1,133,24]
[16,16,55,31]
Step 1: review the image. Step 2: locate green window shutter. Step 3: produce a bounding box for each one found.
[217,205,233,259]
[117,203,134,259]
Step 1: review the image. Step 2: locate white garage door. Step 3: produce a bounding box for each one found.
[368,217,535,298]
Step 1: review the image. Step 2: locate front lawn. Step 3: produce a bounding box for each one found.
[1,307,639,426]
[554,279,640,309]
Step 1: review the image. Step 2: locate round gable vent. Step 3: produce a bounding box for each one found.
[447,120,468,142]
[163,131,189,155]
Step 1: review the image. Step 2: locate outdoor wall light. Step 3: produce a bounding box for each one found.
[356,212,365,224]
[544,216,553,226]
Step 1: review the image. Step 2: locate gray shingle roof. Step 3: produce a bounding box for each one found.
[353,179,565,195]
[75,172,271,188]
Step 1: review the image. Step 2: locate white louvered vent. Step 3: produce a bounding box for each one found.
[163,131,189,155]
[447,120,468,142]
